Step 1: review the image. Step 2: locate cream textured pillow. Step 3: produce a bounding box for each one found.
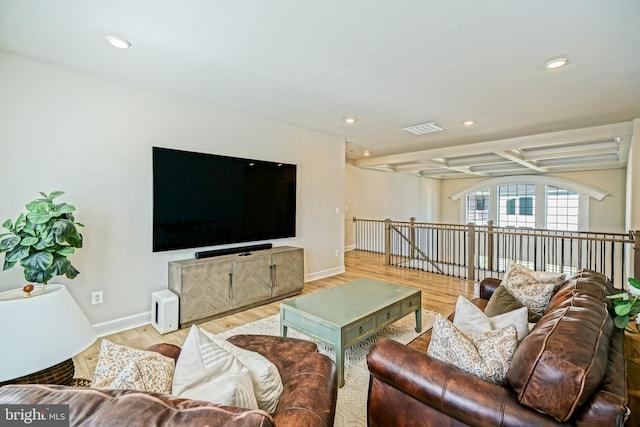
[501,261,564,315]
[91,339,175,394]
[200,328,283,414]
[428,314,518,384]
[454,295,529,342]
[172,326,258,410]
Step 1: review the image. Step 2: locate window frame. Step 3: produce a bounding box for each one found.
[452,175,603,230]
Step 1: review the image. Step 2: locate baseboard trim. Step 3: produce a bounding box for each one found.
[344,244,355,252]
[305,265,345,282]
[93,311,151,337]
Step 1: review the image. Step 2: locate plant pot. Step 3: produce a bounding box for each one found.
[624,328,640,426]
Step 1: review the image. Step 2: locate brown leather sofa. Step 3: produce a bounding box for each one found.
[0,334,338,427]
[367,269,629,426]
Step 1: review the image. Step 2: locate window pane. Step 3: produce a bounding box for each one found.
[466,188,490,225]
[546,186,579,231]
[498,184,535,228]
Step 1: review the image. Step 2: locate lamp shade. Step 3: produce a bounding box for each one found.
[0,284,97,382]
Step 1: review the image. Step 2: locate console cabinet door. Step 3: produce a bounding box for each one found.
[271,248,304,298]
[176,262,231,324]
[231,254,272,309]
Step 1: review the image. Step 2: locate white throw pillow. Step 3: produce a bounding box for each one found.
[172,325,258,410]
[200,328,283,414]
[428,314,518,384]
[454,295,529,342]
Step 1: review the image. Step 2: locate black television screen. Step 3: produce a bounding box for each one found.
[152,147,296,252]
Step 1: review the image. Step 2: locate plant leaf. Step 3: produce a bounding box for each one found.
[57,204,76,214]
[25,199,49,213]
[55,246,75,256]
[20,251,54,271]
[628,277,640,289]
[614,314,630,329]
[49,255,70,276]
[65,264,79,279]
[24,268,52,284]
[26,211,52,224]
[615,303,632,316]
[5,245,30,263]
[2,259,16,271]
[607,293,628,299]
[0,236,20,251]
[48,191,65,200]
[2,219,13,230]
[19,236,38,246]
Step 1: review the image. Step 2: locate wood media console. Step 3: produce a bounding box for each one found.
[169,246,303,328]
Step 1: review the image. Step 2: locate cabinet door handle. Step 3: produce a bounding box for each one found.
[271,264,277,288]
[358,326,364,334]
[386,312,391,320]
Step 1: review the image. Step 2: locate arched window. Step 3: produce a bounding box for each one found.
[450,176,608,231]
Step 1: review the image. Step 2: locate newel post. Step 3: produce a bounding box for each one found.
[467,222,476,281]
[410,217,416,260]
[384,218,391,265]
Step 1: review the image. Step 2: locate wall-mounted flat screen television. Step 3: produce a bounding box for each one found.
[152,147,297,252]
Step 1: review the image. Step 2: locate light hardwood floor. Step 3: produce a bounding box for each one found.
[73,250,478,379]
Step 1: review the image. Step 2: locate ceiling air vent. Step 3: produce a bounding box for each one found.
[402,122,446,135]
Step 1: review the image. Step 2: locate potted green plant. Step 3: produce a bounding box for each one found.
[607,277,640,334]
[0,191,84,285]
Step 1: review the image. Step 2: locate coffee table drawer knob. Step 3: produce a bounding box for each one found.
[386,312,391,319]
[359,326,363,334]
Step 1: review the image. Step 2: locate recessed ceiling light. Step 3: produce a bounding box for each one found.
[106,35,131,49]
[462,120,476,126]
[343,117,357,124]
[363,151,370,157]
[545,57,568,69]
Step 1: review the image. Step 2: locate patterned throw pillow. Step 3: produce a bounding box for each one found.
[501,261,564,315]
[427,314,518,384]
[91,339,175,394]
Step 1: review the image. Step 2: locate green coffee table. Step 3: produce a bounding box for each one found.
[279,278,421,387]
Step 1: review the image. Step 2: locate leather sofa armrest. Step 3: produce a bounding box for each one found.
[273,352,338,427]
[367,338,560,427]
[479,277,501,300]
[146,343,182,362]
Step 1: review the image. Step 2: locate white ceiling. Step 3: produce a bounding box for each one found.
[1,1,640,178]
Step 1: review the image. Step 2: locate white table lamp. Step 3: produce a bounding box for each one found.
[0,284,97,384]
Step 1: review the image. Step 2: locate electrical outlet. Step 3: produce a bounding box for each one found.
[335,249,340,257]
[92,291,103,305]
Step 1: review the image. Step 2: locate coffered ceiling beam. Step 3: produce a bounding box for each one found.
[495,150,548,173]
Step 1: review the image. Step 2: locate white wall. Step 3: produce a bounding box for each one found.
[626,119,640,231]
[0,51,345,333]
[344,164,440,248]
[439,169,627,233]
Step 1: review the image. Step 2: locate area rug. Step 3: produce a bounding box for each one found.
[217,309,437,427]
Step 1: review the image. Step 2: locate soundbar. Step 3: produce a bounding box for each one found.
[195,243,273,259]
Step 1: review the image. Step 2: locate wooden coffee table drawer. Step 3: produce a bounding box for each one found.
[402,295,420,314]
[375,303,402,328]
[345,316,374,344]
